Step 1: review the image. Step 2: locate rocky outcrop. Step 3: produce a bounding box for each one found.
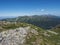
[0,25,59,45]
[0,27,30,45]
[0,26,39,45]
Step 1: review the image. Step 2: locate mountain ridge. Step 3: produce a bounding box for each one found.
[1,15,60,29]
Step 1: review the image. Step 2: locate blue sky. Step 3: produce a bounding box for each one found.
[0,0,60,16]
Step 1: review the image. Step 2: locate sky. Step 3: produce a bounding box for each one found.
[0,0,60,17]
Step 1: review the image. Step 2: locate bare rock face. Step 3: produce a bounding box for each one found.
[0,26,39,45]
[0,27,32,45]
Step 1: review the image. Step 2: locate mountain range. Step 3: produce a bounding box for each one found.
[1,14,60,29]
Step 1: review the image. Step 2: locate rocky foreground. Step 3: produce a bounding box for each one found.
[0,27,29,45]
[0,21,60,45]
[0,26,39,45]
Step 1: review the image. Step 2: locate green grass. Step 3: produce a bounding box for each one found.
[0,21,60,45]
[0,22,30,32]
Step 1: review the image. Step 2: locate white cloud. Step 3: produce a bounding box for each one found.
[40,9,45,11]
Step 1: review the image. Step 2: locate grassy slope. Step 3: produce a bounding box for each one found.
[0,21,60,45]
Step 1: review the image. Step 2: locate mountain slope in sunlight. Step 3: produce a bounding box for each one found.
[2,15,60,29]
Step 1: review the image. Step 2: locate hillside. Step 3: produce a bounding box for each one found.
[0,21,60,45]
[51,25,60,33]
[1,15,60,29]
